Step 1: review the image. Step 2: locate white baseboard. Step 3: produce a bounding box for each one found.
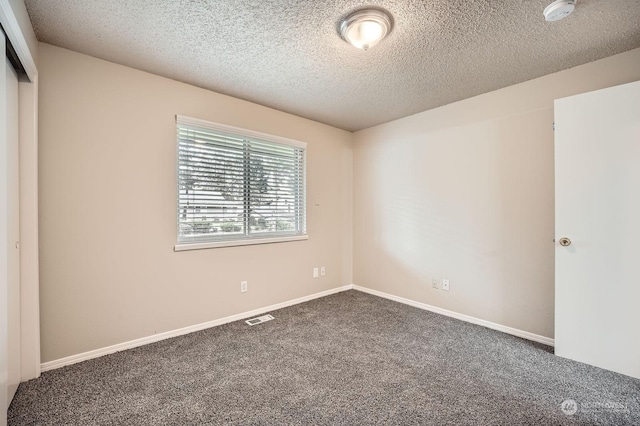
[352,284,555,347]
[41,285,354,372]
[42,283,553,372]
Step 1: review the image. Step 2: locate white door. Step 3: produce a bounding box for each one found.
[6,53,21,404]
[554,80,640,379]
[0,30,8,422]
[2,31,22,420]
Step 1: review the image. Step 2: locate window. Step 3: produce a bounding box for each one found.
[175,115,307,250]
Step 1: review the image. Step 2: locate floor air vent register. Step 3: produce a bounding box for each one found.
[245,314,274,326]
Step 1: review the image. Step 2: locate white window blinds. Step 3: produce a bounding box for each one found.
[176,116,306,247]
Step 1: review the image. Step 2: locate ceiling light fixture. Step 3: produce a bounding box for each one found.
[339,8,393,51]
[543,0,576,22]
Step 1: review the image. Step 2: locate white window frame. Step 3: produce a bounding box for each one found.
[174,115,308,251]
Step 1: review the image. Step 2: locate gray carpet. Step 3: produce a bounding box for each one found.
[8,290,640,425]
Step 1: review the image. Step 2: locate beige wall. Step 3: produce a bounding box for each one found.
[353,48,640,339]
[39,40,640,362]
[38,43,353,362]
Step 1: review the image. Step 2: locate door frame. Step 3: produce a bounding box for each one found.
[1,0,40,381]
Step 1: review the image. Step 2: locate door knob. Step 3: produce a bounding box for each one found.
[559,237,571,247]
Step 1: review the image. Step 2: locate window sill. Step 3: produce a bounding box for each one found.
[174,234,309,252]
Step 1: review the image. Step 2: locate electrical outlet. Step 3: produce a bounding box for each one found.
[442,279,450,291]
[241,281,248,293]
[320,266,326,277]
[313,267,319,278]
[432,278,439,289]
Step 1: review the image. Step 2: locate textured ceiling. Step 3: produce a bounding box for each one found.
[25,0,640,131]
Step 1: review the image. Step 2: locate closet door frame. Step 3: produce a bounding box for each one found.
[1,0,40,388]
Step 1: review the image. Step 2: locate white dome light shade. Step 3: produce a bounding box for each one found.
[340,9,393,51]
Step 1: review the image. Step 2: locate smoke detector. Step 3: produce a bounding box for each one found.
[544,0,576,22]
